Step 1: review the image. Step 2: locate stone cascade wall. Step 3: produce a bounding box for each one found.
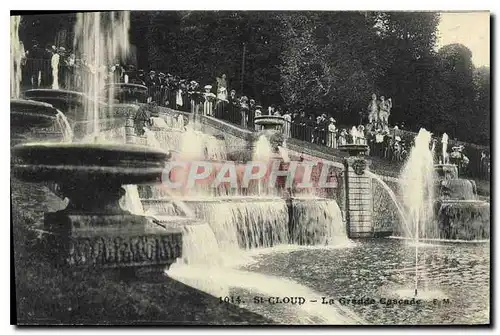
[345,157,373,238]
[372,177,401,236]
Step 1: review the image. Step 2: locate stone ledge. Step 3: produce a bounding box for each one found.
[347,184,372,190]
[43,212,183,270]
[349,231,374,238]
[348,210,372,216]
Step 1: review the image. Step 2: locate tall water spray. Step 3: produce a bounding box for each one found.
[400,128,435,295]
[10,16,23,99]
[441,133,449,164]
[73,11,130,137]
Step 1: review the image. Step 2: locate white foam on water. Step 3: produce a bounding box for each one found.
[55,110,74,142]
[121,185,144,215]
[167,263,365,325]
[394,288,448,301]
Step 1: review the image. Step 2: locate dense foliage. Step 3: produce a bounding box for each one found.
[18,11,490,145]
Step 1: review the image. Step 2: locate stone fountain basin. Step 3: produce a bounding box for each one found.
[103,83,148,104]
[254,115,285,126]
[338,144,369,156]
[12,142,169,185]
[11,99,60,128]
[23,89,107,122]
[436,199,490,240]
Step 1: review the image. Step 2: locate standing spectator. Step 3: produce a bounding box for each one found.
[240,96,249,128]
[188,80,203,117]
[268,104,275,116]
[164,73,175,107]
[306,115,315,143]
[248,99,256,129]
[338,129,348,146]
[283,110,291,139]
[203,85,216,116]
[314,114,322,144]
[58,47,68,89]
[357,125,366,145]
[320,113,328,145]
[50,46,60,89]
[65,52,76,90]
[327,118,337,148]
[297,111,307,141]
[176,79,188,111]
[228,89,239,124]
[254,104,262,131]
[145,70,159,100]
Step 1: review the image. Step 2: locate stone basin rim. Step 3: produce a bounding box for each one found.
[12,142,168,156]
[254,115,285,126]
[11,98,57,110]
[105,83,148,90]
[338,144,369,154]
[438,199,490,205]
[24,88,87,97]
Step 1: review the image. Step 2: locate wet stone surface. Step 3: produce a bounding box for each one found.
[243,239,490,325]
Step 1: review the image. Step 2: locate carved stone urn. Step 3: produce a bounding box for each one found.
[12,142,182,275]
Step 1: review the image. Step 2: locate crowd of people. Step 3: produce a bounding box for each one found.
[18,46,490,179]
[19,40,129,91]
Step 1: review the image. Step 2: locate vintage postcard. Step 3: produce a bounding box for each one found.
[10,10,490,326]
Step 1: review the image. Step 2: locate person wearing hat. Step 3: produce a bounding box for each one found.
[175,79,187,110]
[227,89,240,124]
[327,117,337,148]
[283,109,292,139]
[338,128,348,146]
[247,99,256,129]
[254,104,262,131]
[203,85,216,116]
[239,96,249,128]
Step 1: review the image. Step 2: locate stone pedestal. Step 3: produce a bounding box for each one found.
[339,144,373,238]
[43,212,182,273]
[12,142,174,277]
[125,117,136,144]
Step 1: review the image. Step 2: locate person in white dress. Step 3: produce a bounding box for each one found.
[254,105,262,131]
[283,111,291,139]
[203,85,216,116]
[327,118,337,148]
[50,46,60,89]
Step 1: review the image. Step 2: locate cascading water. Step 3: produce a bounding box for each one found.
[399,128,436,296]
[73,11,130,137]
[366,171,411,237]
[143,197,289,251]
[251,135,275,196]
[441,133,449,163]
[55,110,74,142]
[108,85,361,322]
[289,198,350,246]
[10,16,23,99]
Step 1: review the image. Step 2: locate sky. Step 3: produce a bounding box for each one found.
[436,11,490,68]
